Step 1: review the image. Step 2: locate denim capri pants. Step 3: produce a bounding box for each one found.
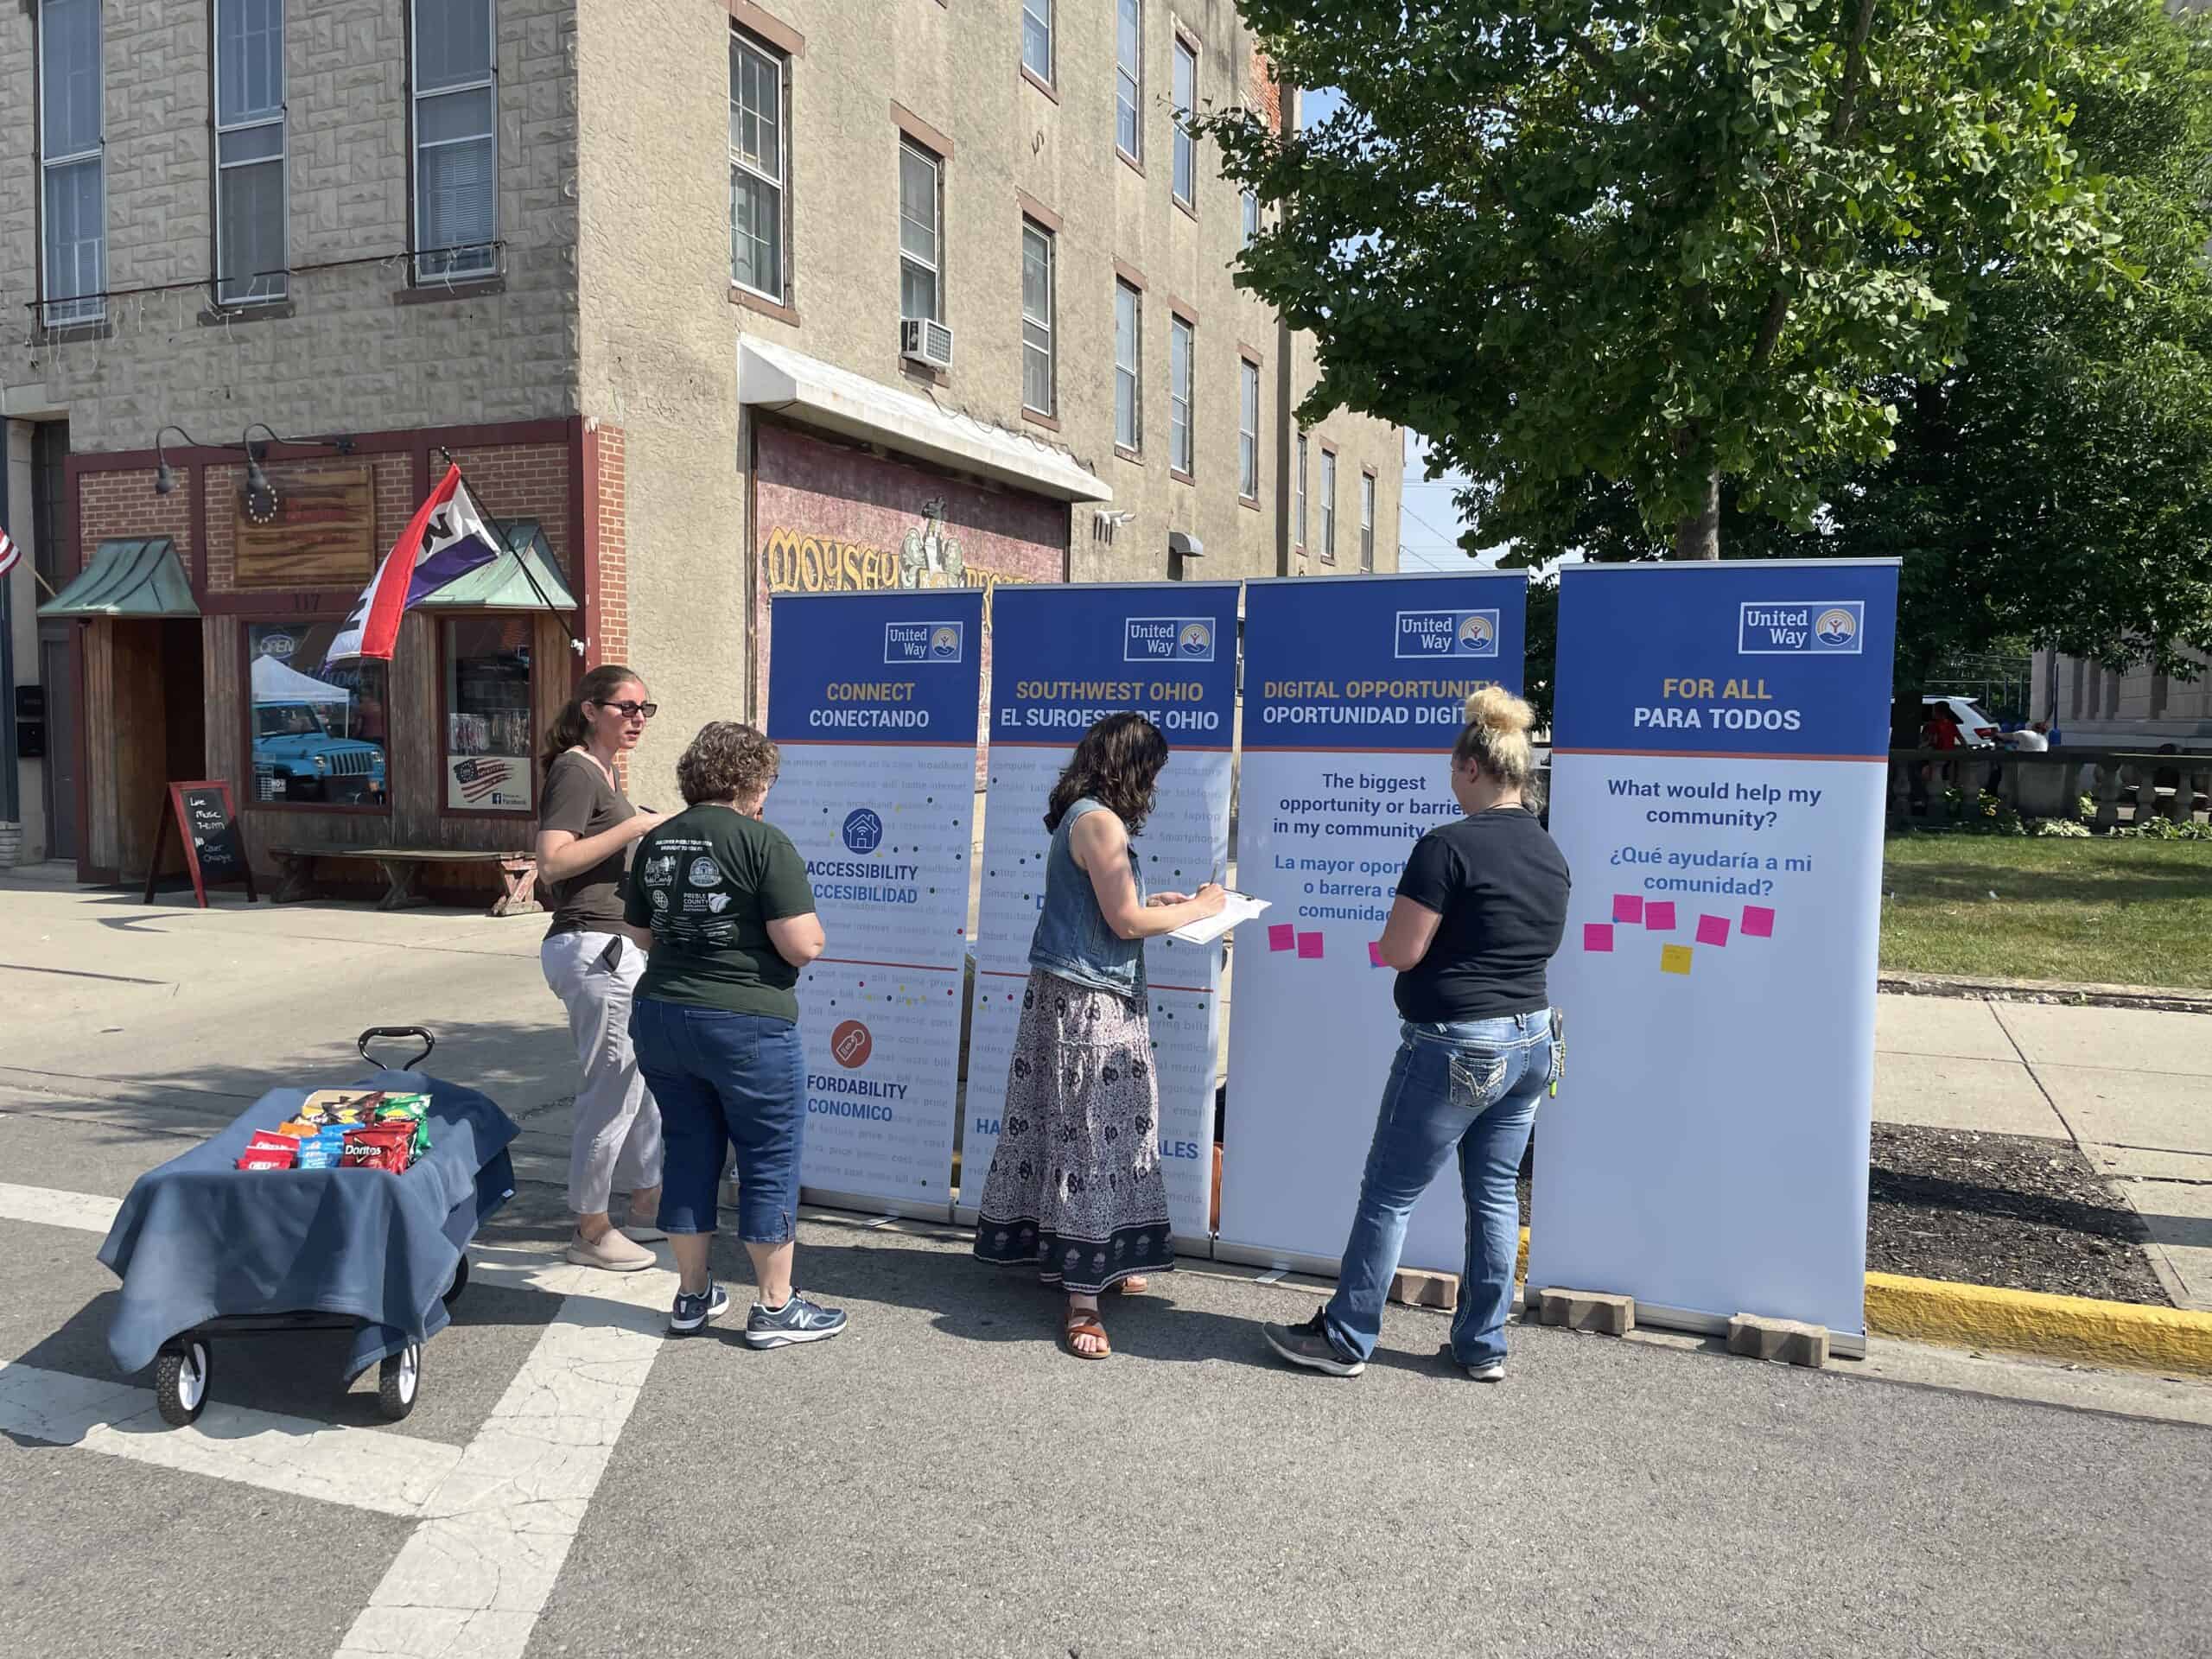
[629,995,804,1243]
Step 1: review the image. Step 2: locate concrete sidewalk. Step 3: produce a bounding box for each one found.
[1876,995,2212,1309]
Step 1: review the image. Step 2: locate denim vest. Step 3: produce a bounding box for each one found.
[1028,798,1147,999]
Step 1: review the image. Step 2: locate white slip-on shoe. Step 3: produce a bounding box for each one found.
[564,1228,656,1272]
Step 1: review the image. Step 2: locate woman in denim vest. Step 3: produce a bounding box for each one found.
[1264,688,1570,1382]
[972,712,1226,1359]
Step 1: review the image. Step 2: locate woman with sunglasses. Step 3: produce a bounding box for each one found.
[535,665,665,1272]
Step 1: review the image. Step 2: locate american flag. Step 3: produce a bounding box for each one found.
[0,528,18,580]
[454,756,515,804]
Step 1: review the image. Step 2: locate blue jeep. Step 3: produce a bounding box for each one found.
[251,701,387,804]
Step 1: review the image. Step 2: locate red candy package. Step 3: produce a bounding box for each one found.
[340,1124,416,1174]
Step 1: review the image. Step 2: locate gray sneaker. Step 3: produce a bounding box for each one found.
[1464,1360,1506,1382]
[744,1291,847,1349]
[669,1281,730,1335]
[1262,1311,1365,1377]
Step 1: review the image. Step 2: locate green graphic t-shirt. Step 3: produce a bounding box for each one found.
[625,804,817,1021]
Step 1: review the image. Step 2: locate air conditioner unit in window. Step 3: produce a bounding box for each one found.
[900,317,955,371]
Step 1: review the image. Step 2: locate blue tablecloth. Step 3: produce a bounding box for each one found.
[98,1069,518,1379]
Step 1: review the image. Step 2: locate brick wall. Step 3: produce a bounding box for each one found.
[1249,45,1285,133]
[69,469,192,577]
[446,442,574,584]
[589,423,630,671]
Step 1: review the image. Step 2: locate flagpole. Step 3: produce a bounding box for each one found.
[435,448,586,662]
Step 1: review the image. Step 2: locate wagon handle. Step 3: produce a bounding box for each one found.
[358,1027,435,1071]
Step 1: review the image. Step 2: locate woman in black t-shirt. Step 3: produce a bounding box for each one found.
[1264,687,1570,1383]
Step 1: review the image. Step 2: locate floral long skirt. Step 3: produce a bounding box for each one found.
[973,969,1177,1294]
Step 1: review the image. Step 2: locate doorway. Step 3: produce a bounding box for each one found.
[37,624,77,861]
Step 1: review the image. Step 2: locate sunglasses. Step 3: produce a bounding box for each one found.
[591,699,658,720]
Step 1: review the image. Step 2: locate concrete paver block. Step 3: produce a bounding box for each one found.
[1872,1052,2069,1138]
[1728,1313,1830,1368]
[1875,995,2018,1062]
[1538,1287,1636,1335]
[2032,1065,2212,1159]
[1991,1001,2212,1075]
[1391,1268,1457,1309]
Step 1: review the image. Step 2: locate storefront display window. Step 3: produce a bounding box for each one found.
[247,623,390,807]
[443,617,535,812]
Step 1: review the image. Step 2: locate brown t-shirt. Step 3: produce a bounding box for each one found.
[538,751,636,938]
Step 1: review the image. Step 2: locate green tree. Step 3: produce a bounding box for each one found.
[1205,0,2135,562]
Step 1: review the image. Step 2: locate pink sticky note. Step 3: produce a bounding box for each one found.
[1583,923,1614,953]
[1611,893,1643,924]
[1696,914,1731,948]
[1297,931,1325,960]
[1644,901,1677,931]
[1741,905,1776,938]
[1367,941,1387,968]
[1268,924,1296,953]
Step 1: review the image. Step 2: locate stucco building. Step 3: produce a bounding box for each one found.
[0,0,1402,887]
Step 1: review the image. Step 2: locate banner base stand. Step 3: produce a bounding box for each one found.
[1546,1294,1866,1360]
[798,1187,956,1226]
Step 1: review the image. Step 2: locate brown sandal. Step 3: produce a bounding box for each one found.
[1064,1307,1111,1360]
[1111,1276,1148,1296]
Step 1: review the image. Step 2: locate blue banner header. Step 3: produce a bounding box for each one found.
[1552,563,1899,758]
[989,583,1240,750]
[1242,574,1528,753]
[767,588,987,745]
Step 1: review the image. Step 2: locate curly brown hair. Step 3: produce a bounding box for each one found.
[1044,711,1170,836]
[677,721,781,807]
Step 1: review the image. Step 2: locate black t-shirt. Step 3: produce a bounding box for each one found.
[1393,807,1572,1023]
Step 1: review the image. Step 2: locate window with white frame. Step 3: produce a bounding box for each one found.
[1115,0,1141,161]
[1021,221,1054,415]
[1172,39,1197,206]
[1320,448,1338,562]
[414,0,498,283]
[37,0,104,327]
[899,139,943,323]
[1114,281,1141,451]
[1241,189,1259,250]
[1237,359,1259,499]
[1361,472,1376,570]
[1021,0,1051,84]
[215,0,286,304]
[1169,315,1194,475]
[728,29,786,302]
[1295,431,1308,548]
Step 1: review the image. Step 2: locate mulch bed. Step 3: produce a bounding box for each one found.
[1867,1123,2171,1306]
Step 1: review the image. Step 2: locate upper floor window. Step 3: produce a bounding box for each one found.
[899,139,944,323]
[414,0,499,283]
[1021,0,1052,86]
[1021,221,1054,416]
[1237,359,1259,500]
[1295,431,1308,548]
[1172,40,1197,207]
[729,29,787,303]
[37,0,105,327]
[1114,281,1141,451]
[1241,189,1259,250]
[1320,448,1338,563]
[1115,0,1141,162]
[215,0,287,305]
[1169,315,1193,476]
[1361,473,1376,571]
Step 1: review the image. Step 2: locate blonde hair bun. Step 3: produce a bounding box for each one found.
[1464,685,1535,736]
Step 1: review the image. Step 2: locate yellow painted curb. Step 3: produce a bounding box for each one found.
[1865,1271,2212,1378]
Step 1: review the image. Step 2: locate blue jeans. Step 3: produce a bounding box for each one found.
[1325,1011,1552,1367]
[630,996,804,1244]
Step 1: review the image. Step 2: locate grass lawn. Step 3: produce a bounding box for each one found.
[1880,835,2212,988]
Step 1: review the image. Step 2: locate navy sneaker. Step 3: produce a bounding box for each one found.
[743,1291,848,1349]
[669,1281,730,1335]
[1262,1310,1365,1377]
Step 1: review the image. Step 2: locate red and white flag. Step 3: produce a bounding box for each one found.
[0,528,19,581]
[324,465,503,666]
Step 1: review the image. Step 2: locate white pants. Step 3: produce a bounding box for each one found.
[540,929,664,1215]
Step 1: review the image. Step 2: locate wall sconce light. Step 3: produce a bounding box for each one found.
[147,423,357,519]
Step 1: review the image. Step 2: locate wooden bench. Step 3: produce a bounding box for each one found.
[267,846,540,916]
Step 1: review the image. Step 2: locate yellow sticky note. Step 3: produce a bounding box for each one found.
[1661,944,1693,976]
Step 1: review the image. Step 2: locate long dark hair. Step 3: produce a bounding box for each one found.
[540,664,642,772]
[1045,712,1170,836]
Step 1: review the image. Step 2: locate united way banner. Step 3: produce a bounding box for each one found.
[959,583,1240,1246]
[766,589,986,1217]
[1219,573,1529,1274]
[1531,560,1899,1343]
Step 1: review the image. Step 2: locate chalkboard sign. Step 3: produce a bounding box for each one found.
[145,780,258,907]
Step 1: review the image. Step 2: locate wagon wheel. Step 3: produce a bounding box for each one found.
[154,1338,213,1427]
[376,1343,423,1421]
[442,1254,469,1307]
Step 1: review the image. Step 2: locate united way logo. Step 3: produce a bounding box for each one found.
[1395,608,1500,659]
[842,808,884,855]
[831,1020,873,1068]
[1123,617,1216,663]
[1738,601,1865,655]
[885,620,964,664]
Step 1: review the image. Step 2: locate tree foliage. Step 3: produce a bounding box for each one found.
[1204,0,2138,558]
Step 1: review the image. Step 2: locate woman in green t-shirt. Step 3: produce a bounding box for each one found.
[625,721,848,1347]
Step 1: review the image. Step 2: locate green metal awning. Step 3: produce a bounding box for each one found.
[416,520,579,611]
[37,537,200,618]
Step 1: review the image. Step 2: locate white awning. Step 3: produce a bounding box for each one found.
[737,336,1111,504]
